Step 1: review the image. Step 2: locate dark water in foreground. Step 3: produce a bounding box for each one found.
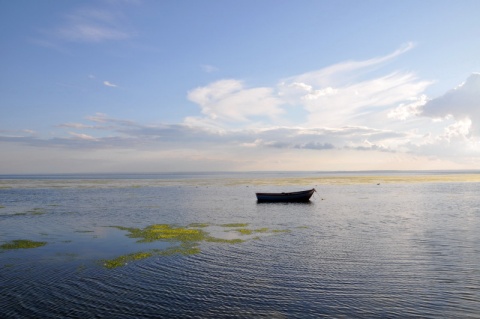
[1,173,480,318]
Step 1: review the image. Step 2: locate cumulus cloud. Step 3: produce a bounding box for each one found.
[421,73,480,134]
[187,79,284,123]
[388,95,427,120]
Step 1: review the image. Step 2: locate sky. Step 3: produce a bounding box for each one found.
[1,0,480,174]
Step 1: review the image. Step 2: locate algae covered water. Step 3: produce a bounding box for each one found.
[1,172,480,318]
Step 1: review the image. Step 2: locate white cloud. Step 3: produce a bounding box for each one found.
[187,44,429,129]
[388,95,428,120]
[103,81,117,87]
[421,73,480,133]
[274,43,431,128]
[187,79,284,123]
[281,42,415,88]
[443,118,472,141]
[86,113,109,123]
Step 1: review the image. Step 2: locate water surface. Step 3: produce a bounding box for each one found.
[1,172,480,318]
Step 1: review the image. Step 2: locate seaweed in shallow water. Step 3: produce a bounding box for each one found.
[104,223,291,269]
[114,224,207,243]
[220,223,249,228]
[103,251,153,269]
[1,239,47,250]
[102,244,201,269]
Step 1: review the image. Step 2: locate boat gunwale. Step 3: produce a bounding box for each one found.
[255,188,316,197]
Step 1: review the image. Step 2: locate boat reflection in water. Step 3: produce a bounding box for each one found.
[255,188,316,203]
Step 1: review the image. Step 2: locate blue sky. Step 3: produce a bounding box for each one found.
[1,0,480,173]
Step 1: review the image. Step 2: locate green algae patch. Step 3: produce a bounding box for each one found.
[220,223,249,228]
[237,228,253,235]
[105,223,293,268]
[205,237,245,244]
[103,251,153,269]
[115,224,207,243]
[13,212,27,216]
[27,208,46,215]
[271,229,291,234]
[1,239,47,250]
[102,245,200,269]
[188,223,210,228]
[13,208,47,216]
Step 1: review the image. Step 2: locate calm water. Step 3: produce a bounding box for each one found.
[1,173,480,318]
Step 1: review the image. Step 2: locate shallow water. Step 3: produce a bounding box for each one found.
[1,173,480,318]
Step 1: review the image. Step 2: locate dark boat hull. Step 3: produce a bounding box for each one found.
[255,188,315,202]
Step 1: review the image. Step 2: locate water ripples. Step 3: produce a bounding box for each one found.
[2,181,480,317]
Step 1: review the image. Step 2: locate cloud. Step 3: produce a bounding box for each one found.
[57,123,94,129]
[11,42,434,157]
[69,132,98,141]
[388,95,427,120]
[201,64,219,73]
[306,72,430,126]
[278,45,432,127]
[0,113,405,155]
[5,41,480,172]
[421,73,480,134]
[38,5,135,45]
[187,79,284,123]
[280,42,415,88]
[103,81,118,87]
[187,43,430,129]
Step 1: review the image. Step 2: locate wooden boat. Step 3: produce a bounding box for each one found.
[255,188,316,203]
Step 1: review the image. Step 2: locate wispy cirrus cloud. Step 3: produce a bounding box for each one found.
[277,43,432,128]
[37,4,135,45]
[281,42,416,88]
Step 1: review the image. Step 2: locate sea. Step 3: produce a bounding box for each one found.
[1,171,480,318]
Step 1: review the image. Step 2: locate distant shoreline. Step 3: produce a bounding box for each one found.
[2,169,480,180]
[2,171,480,188]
